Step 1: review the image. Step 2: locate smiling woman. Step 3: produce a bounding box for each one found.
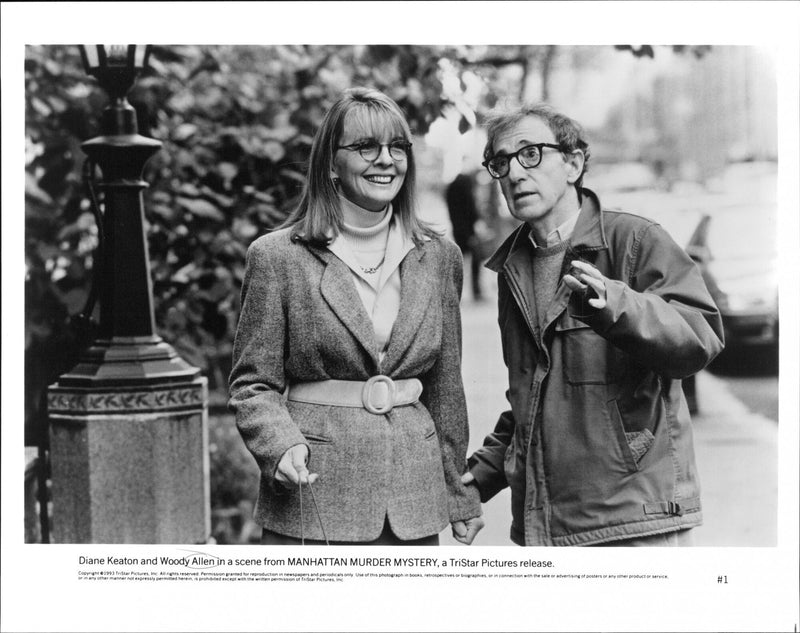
[333,112,411,212]
[333,131,408,211]
[228,87,484,546]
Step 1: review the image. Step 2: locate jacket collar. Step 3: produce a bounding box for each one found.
[486,187,607,272]
[304,228,430,372]
[380,240,434,373]
[312,247,381,365]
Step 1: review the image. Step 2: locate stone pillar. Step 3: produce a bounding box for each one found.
[48,378,209,543]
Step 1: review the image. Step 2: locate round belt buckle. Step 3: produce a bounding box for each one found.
[361,375,396,415]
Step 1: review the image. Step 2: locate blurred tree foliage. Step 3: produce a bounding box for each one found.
[614,44,712,59]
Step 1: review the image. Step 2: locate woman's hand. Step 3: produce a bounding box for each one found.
[451,516,485,545]
[563,259,608,309]
[275,444,318,486]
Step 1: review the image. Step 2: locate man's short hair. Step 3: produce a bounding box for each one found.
[482,104,591,190]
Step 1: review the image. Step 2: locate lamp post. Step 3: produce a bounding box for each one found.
[46,45,210,543]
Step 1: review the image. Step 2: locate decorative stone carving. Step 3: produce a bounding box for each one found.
[48,383,207,415]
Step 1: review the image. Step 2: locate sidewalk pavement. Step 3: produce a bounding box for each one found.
[441,290,778,547]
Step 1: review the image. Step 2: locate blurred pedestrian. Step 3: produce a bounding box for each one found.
[462,103,724,546]
[445,168,484,300]
[229,87,483,546]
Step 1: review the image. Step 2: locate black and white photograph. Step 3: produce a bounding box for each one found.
[3,2,799,632]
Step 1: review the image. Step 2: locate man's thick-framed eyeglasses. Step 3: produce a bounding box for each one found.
[482,143,564,179]
[336,140,412,162]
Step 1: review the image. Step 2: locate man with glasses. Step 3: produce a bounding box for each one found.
[461,104,724,546]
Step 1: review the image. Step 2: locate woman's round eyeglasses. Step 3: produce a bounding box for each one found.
[337,140,412,162]
[482,143,564,179]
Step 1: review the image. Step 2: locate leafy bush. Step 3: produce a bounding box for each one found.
[207,405,259,510]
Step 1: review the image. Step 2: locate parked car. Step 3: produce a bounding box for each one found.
[686,210,778,349]
[682,203,779,412]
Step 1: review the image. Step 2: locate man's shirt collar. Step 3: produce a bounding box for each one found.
[528,207,581,248]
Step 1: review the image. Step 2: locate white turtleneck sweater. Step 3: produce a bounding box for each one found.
[327,196,414,366]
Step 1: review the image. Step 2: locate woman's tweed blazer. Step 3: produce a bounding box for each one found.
[229,225,481,541]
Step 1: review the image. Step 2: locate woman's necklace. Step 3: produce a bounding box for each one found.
[359,255,386,275]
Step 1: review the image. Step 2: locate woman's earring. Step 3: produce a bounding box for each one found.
[332,176,340,188]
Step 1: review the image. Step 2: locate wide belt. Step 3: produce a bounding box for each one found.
[287,376,423,415]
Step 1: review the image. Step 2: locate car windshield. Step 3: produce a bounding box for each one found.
[705,205,777,262]
[702,204,778,294]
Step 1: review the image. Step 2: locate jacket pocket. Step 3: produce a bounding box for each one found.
[410,402,438,441]
[289,401,335,445]
[302,432,333,445]
[607,399,655,472]
[555,315,624,385]
[625,430,655,463]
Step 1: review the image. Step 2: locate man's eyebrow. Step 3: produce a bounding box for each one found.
[494,140,539,154]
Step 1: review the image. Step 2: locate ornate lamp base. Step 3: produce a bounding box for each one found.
[55,336,200,387]
[47,338,210,544]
